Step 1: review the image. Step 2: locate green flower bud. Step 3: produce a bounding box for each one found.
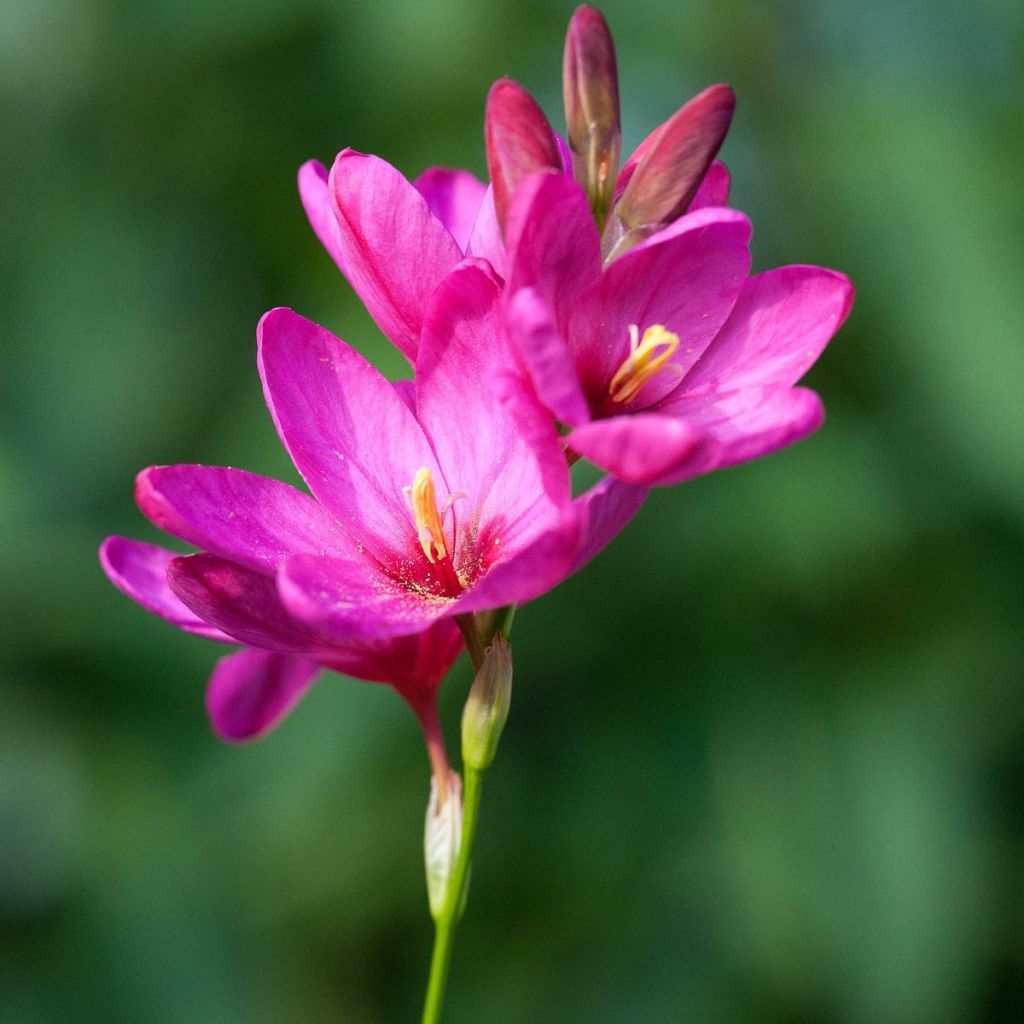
[460,635,513,772]
[424,773,463,920]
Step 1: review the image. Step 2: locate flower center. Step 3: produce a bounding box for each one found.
[608,324,680,404]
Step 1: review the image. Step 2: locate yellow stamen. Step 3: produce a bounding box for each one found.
[406,467,448,563]
[608,323,680,404]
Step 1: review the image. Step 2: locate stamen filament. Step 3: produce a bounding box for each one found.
[608,323,680,404]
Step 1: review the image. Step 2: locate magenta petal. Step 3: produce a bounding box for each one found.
[417,262,572,553]
[445,508,581,615]
[392,378,417,413]
[684,266,855,392]
[572,477,649,571]
[168,553,344,653]
[413,167,487,253]
[505,287,590,427]
[569,414,704,484]
[505,171,602,327]
[328,150,462,361]
[258,307,438,565]
[278,553,450,640]
[463,187,504,277]
[99,537,231,641]
[688,160,731,210]
[489,367,576,504]
[206,649,320,743]
[572,208,751,396]
[653,385,825,485]
[136,465,353,574]
[298,160,348,277]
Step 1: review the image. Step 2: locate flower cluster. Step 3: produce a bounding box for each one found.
[101,6,852,773]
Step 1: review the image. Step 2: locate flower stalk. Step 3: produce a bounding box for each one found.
[421,630,514,1024]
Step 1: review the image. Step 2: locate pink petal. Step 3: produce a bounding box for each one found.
[572,477,649,571]
[328,150,462,362]
[465,187,506,278]
[257,307,438,566]
[505,172,602,329]
[298,159,348,276]
[571,207,751,405]
[413,167,488,254]
[278,553,453,640]
[206,649,320,743]
[653,385,825,485]
[505,287,590,427]
[490,366,578,504]
[168,553,347,654]
[416,262,572,566]
[689,160,731,210]
[392,378,417,413]
[568,413,704,484]
[683,265,855,392]
[135,465,353,574]
[444,507,581,615]
[99,536,231,641]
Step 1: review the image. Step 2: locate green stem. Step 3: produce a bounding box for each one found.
[421,765,484,1024]
[454,613,486,670]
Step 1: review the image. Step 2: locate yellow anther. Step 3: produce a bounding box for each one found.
[406,467,448,563]
[608,324,680,404]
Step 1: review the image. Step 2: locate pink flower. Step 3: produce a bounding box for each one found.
[257,258,635,638]
[298,154,504,362]
[100,258,643,736]
[99,535,463,744]
[502,172,854,485]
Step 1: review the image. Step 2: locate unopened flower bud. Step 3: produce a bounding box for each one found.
[424,773,463,920]
[461,635,513,772]
[485,78,562,236]
[615,83,735,232]
[563,4,621,227]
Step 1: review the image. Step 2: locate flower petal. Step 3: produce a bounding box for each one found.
[258,307,438,565]
[568,413,704,484]
[413,167,487,254]
[168,553,346,653]
[571,207,751,403]
[505,287,590,427]
[653,385,825,485]
[504,171,602,330]
[416,262,573,573]
[683,266,855,392]
[328,150,462,361]
[278,553,453,640]
[298,159,348,276]
[445,507,581,615]
[135,465,353,574]
[206,649,320,743]
[572,477,649,571]
[99,536,231,641]
[465,187,506,278]
[689,160,731,210]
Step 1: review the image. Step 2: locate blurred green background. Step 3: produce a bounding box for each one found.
[2,0,1023,1020]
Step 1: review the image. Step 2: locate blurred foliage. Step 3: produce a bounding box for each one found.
[2,0,1023,1021]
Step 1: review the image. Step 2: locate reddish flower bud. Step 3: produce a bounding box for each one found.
[615,83,735,231]
[563,5,621,227]
[485,77,561,235]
